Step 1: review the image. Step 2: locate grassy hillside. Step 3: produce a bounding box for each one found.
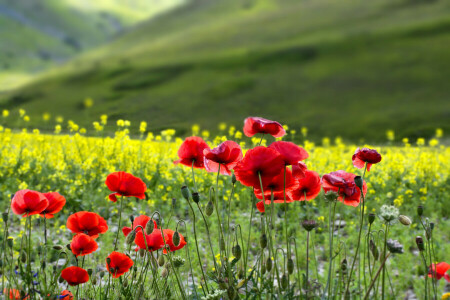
[1,0,450,142]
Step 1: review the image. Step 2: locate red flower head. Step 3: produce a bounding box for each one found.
[40,192,66,218]
[105,171,147,202]
[234,146,285,189]
[428,262,450,282]
[122,215,157,237]
[289,170,322,201]
[2,288,23,300]
[162,229,187,253]
[243,117,285,138]
[66,211,108,238]
[106,252,134,278]
[174,136,210,169]
[61,266,89,286]
[254,167,297,203]
[352,148,382,171]
[292,162,308,179]
[11,189,48,218]
[135,230,165,252]
[70,233,98,257]
[60,290,74,300]
[322,171,367,207]
[269,141,308,165]
[204,140,243,175]
[256,201,265,213]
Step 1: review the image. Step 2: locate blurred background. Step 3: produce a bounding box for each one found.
[0,0,449,142]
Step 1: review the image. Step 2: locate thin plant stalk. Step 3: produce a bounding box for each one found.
[381,224,389,300]
[113,195,125,251]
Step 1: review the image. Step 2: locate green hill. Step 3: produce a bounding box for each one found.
[1,0,450,142]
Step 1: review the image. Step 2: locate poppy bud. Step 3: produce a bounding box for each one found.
[145,220,154,235]
[126,230,137,245]
[232,173,237,184]
[138,248,146,258]
[129,215,134,225]
[260,233,268,249]
[398,215,412,226]
[87,268,93,276]
[301,220,317,232]
[261,263,266,275]
[370,240,379,260]
[173,231,181,247]
[325,191,338,202]
[41,261,46,270]
[416,236,425,251]
[2,212,8,224]
[158,255,165,267]
[66,244,71,251]
[20,250,27,263]
[266,257,273,272]
[52,245,63,250]
[417,205,424,217]
[281,274,288,290]
[7,237,13,248]
[100,271,105,278]
[368,213,376,225]
[287,258,294,274]
[205,200,214,216]
[161,267,169,278]
[354,176,363,189]
[192,192,200,203]
[92,277,98,285]
[220,237,226,251]
[232,244,242,260]
[181,186,190,200]
[341,258,347,271]
[106,257,111,266]
[123,278,128,287]
[58,276,64,283]
[430,222,434,230]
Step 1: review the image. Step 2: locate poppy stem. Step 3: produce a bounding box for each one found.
[381,224,389,300]
[363,253,390,300]
[324,200,337,299]
[113,195,124,251]
[420,251,429,300]
[244,193,255,296]
[306,230,310,299]
[191,161,198,192]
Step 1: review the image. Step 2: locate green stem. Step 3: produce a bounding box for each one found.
[113,196,124,251]
[421,252,429,300]
[381,225,389,300]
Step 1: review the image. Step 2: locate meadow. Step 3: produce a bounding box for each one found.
[0,112,449,299]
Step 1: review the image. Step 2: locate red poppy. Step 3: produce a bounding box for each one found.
[256,201,265,213]
[352,148,382,171]
[66,211,108,238]
[40,192,66,218]
[292,162,308,179]
[11,189,48,218]
[428,262,450,282]
[289,170,322,201]
[322,171,367,207]
[122,215,157,237]
[204,140,243,175]
[60,290,74,300]
[70,233,98,257]
[254,167,297,203]
[2,288,24,300]
[243,117,285,138]
[162,229,187,253]
[106,252,134,278]
[105,171,147,202]
[135,230,165,252]
[174,136,210,169]
[61,266,89,286]
[269,141,308,165]
[234,146,285,189]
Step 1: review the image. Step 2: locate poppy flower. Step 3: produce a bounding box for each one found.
[254,168,297,203]
[256,201,265,213]
[106,252,134,278]
[135,230,165,251]
[352,148,382,171]
[61,266,89,286]
[122,215,157,237]
[322,171,367,207]
[174,136,210,169]
[105,171,147,202]
[292,162,308,179]
[60,290,73,300]
[2,288,24,300]
[204,140,243,175]
[428,262,450,282]
[66,211,108,238]
[11,189,49,218]
[70,233,98,257]
[269,141,308,165]
[40,192,66,218]
[234,146,285,189]
[162,229,187,253]
[289,170,322,201]
[243,117,285,138]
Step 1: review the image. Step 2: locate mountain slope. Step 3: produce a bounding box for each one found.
[1,0,450,141]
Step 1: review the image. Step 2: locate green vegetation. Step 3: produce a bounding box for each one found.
[1,0,449,141]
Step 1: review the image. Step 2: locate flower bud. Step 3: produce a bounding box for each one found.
[126,230,137,245]
[354,176,363,189]
[7,238,13,248]
[205,201,214,217]
[158,255,165,267]
[123,278,128,287]
[66,244,71,251]
[2,212,8,224]
[161,267,169,278]
[281,274,288,290]
[232,245,242,260]
[58,276,64,283]
[192,192,200,203]
[417,205,424,217]
[398,215,411,226]
[172,231,181,247]
[92,277,98,285]
[52,245,63,250]
[145,220,154,235]
[181,186,190,200]
[231,173,237,184]
[100,271,105,278]
[260,233,268,249]
[238,267,244,279]
[301,220,317,232]
[129,215,134,225]
[287,258,294,274]
[430,222,434,230]
[106,257,111,266]
[370,240,379,260]
[220,238,226,251]
[266,257,272,272]
[387,239,404,254]
[20,250,27,263]
[87,268,93,276]
[325,191,338,202]
[138,248,146,258]
[368,213,376,225]
[341,258,347,271]
[261,263,266,275]
[41,261,46,270]
[416,236,424,251]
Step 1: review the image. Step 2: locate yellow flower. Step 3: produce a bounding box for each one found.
[436,128,443,138]
[386,130,395,141]
[84,98,94,108]
[42,112,51,121]
[2,109,9,117]
[23,115,30,122]
[416,138,425,146]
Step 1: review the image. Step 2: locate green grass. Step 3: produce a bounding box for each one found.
[1,0,450,142]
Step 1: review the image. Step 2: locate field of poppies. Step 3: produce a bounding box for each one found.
[0,112,449,299]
